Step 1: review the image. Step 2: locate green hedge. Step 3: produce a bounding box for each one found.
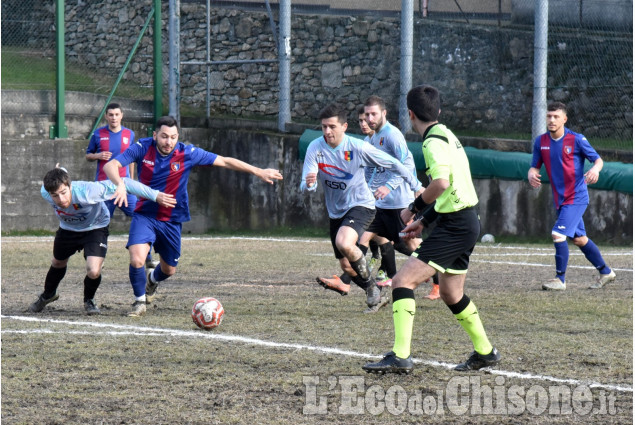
[299,129,632,194]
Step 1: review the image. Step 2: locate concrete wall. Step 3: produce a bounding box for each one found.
[2,126,631,245]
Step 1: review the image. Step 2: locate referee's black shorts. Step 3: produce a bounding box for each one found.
[53,226,109,261]
[412,206,479,274]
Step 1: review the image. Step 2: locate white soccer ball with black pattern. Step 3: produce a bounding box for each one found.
[191,297,225,330]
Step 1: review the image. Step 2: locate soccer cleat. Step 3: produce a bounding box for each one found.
[376,269,387,282]
[363,291,390,314]
[128,301,146,317]
[542,278,566,291]
[368,256,380,273]
[363,351,414,374]
[589,270,616,289]
[145,268,159,304]
[424,283,440,300]
[29,293,59,313]
[316,275,350,296]
[84,299,101,315]
[145,258,160,269]
[454,347,501,371]
[365,283,381,307]
[376,277,392,287]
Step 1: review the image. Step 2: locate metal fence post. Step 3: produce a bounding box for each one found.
[50,0,68,139]
[532,0,548,140]
[400,0,413,134]
[278,0,291,132]
[154,0,163,127]
[169,0,181,124]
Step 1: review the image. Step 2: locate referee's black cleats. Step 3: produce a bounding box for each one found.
[454,347,501,371]
[363,351,414,375]
[29,293,59,313]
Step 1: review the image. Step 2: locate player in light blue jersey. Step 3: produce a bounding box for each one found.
[29,165,175,315]
[301,103,422,310]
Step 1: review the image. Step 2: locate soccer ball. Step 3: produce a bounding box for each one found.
[191,297,225,330]
[481,233,495,243]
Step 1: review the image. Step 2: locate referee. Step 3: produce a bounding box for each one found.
[363,85,500,374]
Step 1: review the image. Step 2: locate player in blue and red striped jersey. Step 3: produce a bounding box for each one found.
[528,102,616,291]
[104,115,283,317]
[86,103,159,269]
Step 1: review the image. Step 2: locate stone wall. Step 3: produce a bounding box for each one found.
[8,2,632,139]
[2,127,632,245]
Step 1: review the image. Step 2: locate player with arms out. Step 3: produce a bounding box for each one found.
[104,116,283,317]
[528,101,616,290]
[29,165,175,315]
[301,103,422,310]
[86,102,159,269]
[363,85,500,374]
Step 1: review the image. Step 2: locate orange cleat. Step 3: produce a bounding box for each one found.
[424,283,440,300]
[316,275,350,295]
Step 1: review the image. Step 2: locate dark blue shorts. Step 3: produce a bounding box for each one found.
[127,214,182,267]
[552,204,587,239]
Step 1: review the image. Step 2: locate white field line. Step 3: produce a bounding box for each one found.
[2,315,632,394]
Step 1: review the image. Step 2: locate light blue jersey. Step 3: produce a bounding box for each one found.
[301,134,422,219]
[365,121,418,209]
[41,178,159,232]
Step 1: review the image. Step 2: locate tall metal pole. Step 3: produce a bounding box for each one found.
[399,0,413,133]
[50,0,68,138]
[168,0,180,123]
[532,0,548,140]
[278,0,291,132]
[153,0,163,126]
[206,0,211,119]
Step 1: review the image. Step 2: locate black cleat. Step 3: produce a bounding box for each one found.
[29,293,59,313]
[363,351,414,375]
[454,347,501,371]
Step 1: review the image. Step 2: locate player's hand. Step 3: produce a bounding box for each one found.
[258,168,283,184]
[400,219,423,239]
[305,172,317,188]
[584,168,600,185]
[156,192,176,208]
[99,152,113,161]
[374,185,391,200]
[528,169,541,188]
[112,182,128,207]
[400,207,415,224]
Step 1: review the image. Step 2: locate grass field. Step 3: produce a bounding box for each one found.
[1,235,632,424]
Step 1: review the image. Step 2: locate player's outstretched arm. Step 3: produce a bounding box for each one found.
[214,156,283,184]
[103,159,128,206]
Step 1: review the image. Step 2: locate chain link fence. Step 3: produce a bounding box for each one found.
[2,0,156,123]
[2,0,632,149]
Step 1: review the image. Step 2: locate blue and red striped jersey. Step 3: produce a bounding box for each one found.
[115,137,218,223]
[87,126,134,181]
[531,128,600,209]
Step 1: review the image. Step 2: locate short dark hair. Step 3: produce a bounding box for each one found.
[318,103,347,124]
[407,85,440,122]
[547,102,567,115]
[106,103,122,113]
[43,168,71,193]
[155,116,179,130]
[357,105,366,116]
[364,95,386,111]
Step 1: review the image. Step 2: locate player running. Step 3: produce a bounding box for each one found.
[104,115,282,317]
[301,103,422,311]
[29,165,175,315]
